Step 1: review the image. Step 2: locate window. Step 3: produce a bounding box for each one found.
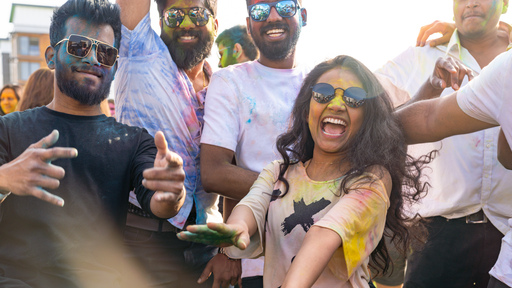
[18,36,40,56]
[19,61,40,81]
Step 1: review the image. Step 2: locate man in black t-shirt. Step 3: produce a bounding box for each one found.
[0,0,185,287]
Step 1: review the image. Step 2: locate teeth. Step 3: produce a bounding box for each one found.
[180,36,196,40]
[266,29,284,35]
[322,117,346,126]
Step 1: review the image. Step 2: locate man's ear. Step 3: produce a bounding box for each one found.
[213,18,219,37]
[45,46,56,69]
[233,43,243,59]
[300,8,307,27]
[246,17,251,36]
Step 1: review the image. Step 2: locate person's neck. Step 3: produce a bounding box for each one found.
[258,50,297,69]
[185,60,207,93]
[459,28,509,68]
[47,91,103,116]
[305,150,350,181]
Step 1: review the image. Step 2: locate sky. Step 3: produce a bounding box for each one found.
[2,0,512,71]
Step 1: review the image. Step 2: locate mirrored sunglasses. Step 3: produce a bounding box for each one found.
[162,7,212,28]
[248,0,299,22]
[54,34,119,67]
[311,83,367,108]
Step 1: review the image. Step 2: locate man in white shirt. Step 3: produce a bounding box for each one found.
[396,48,512,288]
[200,0,308,286]
[373,1,512,287]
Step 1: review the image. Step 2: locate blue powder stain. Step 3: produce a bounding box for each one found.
[247,119,252,124]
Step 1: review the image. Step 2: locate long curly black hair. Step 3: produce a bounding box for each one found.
[275,55,432,275]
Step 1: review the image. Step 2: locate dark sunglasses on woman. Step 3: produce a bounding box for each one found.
[311,83,367,108]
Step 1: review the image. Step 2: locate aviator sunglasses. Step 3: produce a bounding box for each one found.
[248,0,300,22]
[311,83,367,108]
[54,34,119,67]
[162,7,213,28]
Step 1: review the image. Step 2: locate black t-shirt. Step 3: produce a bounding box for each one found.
[0,107,157,287]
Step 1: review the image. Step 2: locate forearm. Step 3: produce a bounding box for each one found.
[116,0,150,30]
[202,152,259,200]
[406,79,444,107]
[223,198,239,222]
[281,226,342,288]
[226,205,258,238]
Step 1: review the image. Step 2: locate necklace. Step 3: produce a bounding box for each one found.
[202,70,207,88]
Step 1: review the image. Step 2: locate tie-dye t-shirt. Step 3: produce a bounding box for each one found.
[226,161,389,288]
[115,13,222,228]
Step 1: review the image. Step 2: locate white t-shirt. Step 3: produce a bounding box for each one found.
[457,49,512,286]
[376,32,512,235]
[201,60,309,278]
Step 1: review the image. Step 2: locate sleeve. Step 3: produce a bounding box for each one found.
[120,13,163,58]
[225,161,280,259]
[313,173,390,279]
[200,71,241,152]
[374,46,418,106]
[131,129,159,217]
[456,50,511,126]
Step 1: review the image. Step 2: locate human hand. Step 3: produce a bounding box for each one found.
[0,130,77,206]
[198,253,242,288]
[177,222,250,250]
[498,21,512,42]
[143,131,186,205]
[416,20,455,47]
[429,56,474,91]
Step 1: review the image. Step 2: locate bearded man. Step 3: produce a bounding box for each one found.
[114,0,241,287]
[0,0,186,287]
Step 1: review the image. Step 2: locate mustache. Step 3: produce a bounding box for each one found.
[172,29,202,41]
[260,22,289,36]
[462,12,485,19]
[71,65,105,77]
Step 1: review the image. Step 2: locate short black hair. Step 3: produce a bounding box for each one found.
[215,25,258,61]
[49,0,121,48]
[154,0,217,18]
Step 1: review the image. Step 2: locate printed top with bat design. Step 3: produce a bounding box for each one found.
[226,160,390,288]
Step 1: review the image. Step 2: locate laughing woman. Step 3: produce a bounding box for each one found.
[179,55,428,288]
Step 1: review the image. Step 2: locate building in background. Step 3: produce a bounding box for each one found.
[0,3,55,87]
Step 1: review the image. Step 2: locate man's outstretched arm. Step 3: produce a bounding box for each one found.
[396,92,495,144]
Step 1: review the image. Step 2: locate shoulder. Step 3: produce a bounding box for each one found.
[211,61,256,80]
[351,165,392,197]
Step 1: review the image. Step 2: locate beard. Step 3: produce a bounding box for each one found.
[250,22,301,61]
[56,63,112,106]
[162,29,214,71]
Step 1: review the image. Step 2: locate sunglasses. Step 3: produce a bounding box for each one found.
[54,34,119,67]
[248,0,299,22]
[311,83,367,108]
[162,7,213,28]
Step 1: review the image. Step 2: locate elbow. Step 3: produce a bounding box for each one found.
[201,170,216,193]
